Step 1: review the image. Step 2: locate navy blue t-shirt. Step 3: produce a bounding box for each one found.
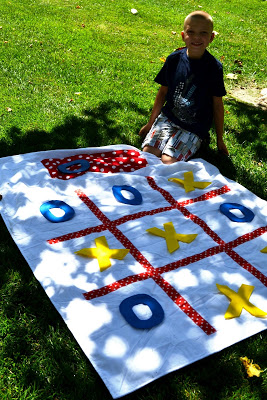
[155,47,226,139]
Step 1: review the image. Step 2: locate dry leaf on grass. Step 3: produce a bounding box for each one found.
[240,356,263,378]
[226,73,238,80]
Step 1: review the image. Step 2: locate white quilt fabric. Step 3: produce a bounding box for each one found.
[0,145,266,398]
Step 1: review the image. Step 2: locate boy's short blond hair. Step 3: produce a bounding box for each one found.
[184,11,214,31]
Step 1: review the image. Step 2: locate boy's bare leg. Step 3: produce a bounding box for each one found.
[142,145,161,158]
[161,153,177,164]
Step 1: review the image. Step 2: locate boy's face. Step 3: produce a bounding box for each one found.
[181,17,214,59]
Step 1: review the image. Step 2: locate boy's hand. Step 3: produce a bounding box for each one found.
[217,138,229,156]
[138,123,152,138]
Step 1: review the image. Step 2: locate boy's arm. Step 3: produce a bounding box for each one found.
[213,96,229,156]
[139,85,168,137]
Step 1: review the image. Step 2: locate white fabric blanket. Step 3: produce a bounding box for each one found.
[0,145,266,398]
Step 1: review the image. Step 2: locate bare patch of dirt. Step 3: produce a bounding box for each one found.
[229,87,267,110]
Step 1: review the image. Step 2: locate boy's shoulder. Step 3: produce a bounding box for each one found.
[165,47,186,63]
[174,46,187,53]
[168,47,186,58]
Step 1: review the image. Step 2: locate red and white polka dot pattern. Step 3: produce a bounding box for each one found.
[158,245,222,275]
[41,150,147,180]
[47,224,105,245]
[83,272,150,300]
[227,250,267,286]
[179,186,231,207]
[153,275,216,335]
[229,227,267,248]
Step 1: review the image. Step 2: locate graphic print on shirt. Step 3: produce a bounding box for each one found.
[172,74,198,125]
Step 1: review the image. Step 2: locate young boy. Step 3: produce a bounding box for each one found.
[139,11,229,164]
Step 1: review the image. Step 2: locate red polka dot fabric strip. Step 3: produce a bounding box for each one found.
[153,275,216,335]
[83,273,150,300]
[157,245,223,275]
[229,227,267,248]
[226,250,267,286]
[47,224,105,244]
[178,186,231,207]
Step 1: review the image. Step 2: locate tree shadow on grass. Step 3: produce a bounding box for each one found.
[193,142,237,180]
[0,100,146,157]
[225,97,267,163]
[192,97,267,200]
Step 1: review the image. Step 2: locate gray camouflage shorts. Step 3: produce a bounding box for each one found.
[141,113,202,161]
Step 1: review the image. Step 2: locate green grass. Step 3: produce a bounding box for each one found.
[0,0,266,399]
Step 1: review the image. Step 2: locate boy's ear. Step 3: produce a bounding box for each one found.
[210,32,215,43]
[181,31,185,41]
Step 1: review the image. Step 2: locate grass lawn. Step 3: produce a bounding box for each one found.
[0,0,266,399]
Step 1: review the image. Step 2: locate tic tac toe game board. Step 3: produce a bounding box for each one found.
[0,144,266,398]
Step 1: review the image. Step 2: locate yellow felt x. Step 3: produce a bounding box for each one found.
[260,246,267,253]
[75,236,129,272]
[216,283,267,319]
[146,221,198,253]
[168,171,211,193]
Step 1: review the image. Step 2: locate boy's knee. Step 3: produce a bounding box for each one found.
[142,145,161,158]
[161,154,178,164]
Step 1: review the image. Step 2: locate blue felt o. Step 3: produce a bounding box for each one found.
[57,159,90,174]
[40,200,75,223]
[112,185,142,205]
[119,294,164,329]
[219,202,254,223]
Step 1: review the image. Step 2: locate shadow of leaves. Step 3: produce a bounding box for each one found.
[0,100,147,157]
